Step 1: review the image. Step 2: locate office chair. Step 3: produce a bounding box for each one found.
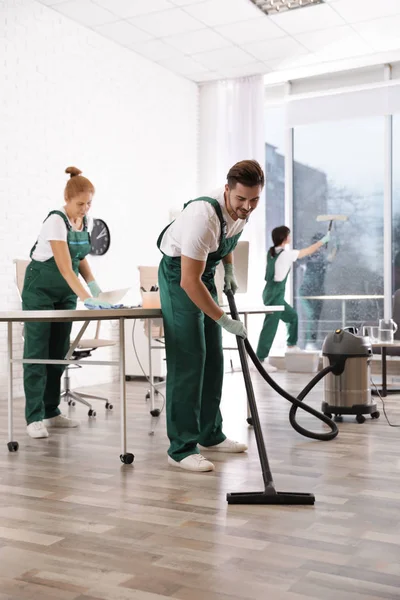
[14,258,116,416]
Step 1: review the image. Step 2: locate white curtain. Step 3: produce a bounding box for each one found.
[198,76,266,302]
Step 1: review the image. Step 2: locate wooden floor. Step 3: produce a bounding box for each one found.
[0,364,400,600]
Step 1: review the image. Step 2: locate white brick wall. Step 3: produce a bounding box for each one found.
[0,0,198,397]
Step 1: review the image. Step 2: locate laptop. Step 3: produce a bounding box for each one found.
[98,288,130,305]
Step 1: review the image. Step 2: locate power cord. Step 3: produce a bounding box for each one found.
[370,378,400,427]
[131,320,165,427]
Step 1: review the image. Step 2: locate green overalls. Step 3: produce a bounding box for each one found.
[256,249,298,361]
[22,211,91,425]
[157,197,242,462]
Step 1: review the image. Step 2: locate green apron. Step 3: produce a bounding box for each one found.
[157,197,242,462]
[22,211,91,425]
[256,248,298,361]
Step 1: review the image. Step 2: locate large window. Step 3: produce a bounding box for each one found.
[293,118,384,349]
[393,115,400,293]
[265,106,285,249]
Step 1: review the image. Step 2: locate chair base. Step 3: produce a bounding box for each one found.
[62,366,114,416]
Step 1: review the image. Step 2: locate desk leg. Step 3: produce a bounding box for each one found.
[7,323,18,452]
[148,319,155,415]
[382,347,387,397]
[119,318,134,465]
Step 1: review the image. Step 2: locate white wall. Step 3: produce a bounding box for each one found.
[0,0,198,396]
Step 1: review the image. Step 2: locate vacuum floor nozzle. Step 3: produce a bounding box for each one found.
[227,491,315,505]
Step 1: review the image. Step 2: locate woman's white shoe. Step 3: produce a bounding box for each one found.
[286,346,302,353]
[168,453,215,472]
[43,414,79,428]
[27,421,49,439]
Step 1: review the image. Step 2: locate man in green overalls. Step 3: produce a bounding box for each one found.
[22,166,113,439]
[157,160,264,472]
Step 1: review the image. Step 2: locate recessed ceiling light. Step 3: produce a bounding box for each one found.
[250,0,324,16]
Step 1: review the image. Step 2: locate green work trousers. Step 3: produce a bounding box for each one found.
[22,263,77,425]
[256,301,298,361]
[159,258,226,462]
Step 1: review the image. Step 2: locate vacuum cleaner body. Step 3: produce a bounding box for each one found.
[321,329,379,423]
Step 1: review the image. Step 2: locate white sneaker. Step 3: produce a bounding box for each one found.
[27,421,49,439]
[43,414,79,428]
[286,346,303,353]
[200,438,248,453]
[305,345,318,352]
[168,453,215,472]
[261,360,277,373]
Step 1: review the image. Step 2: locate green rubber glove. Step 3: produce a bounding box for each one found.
[216,313,247,339]
[223,263,238,295]
[320,231,331,245]
[88,280,102,298]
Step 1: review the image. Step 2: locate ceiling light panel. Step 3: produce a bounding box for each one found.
[250,0,324,16]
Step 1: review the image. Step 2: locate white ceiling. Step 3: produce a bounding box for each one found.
[36,0,400,83]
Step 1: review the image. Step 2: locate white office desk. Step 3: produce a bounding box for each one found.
[0,307,161,463]
[1,305,283,457]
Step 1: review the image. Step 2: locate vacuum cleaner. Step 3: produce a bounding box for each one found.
[225,291,379,506]
[321,328,380,423]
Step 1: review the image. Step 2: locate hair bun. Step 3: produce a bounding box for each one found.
[65,166,82,178]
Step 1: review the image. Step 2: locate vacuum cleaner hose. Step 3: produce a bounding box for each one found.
[227,292,338,441]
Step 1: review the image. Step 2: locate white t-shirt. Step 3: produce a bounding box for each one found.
[273,247,300,282]
[31,208,93,262]
[160,189,246,261]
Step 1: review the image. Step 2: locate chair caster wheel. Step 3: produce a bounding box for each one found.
[88,409,96,417]
[120,453,134,464]
[334,415,343,422]
[246,417,253,426]
[7,441,19,452]
[68,400,76,407]
[105,403,113,410]
[150,409,161,417]
[371,411,380,419]
[356,414,365,424]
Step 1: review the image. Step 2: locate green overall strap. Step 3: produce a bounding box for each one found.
[157,196,227,252]
[30,211,69,258]
[30,211,88,258]
[184,197,227,245]
[47,210,88,231]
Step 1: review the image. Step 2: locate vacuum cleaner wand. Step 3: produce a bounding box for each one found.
[226,291,317,506]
